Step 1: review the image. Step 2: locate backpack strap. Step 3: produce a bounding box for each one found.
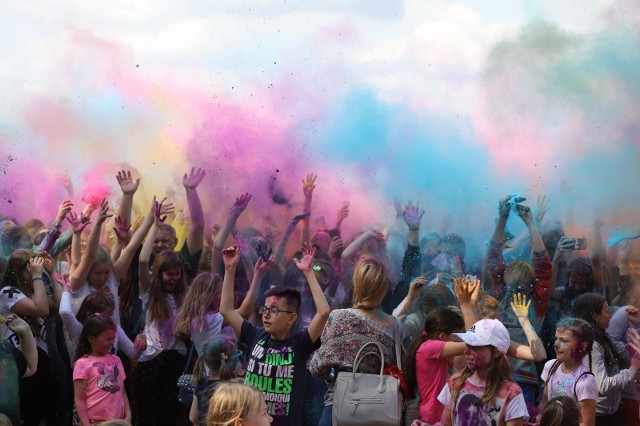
[573,371,595,399]
[542,359,563,390]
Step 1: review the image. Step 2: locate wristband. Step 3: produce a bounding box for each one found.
[32,277,44,282]
[408,227,420,231]
[51,220,61,229]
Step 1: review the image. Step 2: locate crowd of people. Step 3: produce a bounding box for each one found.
[1,167,639,426]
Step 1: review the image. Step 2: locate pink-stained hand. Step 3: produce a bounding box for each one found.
[134,334,147,352]
[113,217,131,241]
[96,199,113,224]
[67,212,90,233]
[302,173,317,198]
[403,202,425,229]
[294,243,316,273]
[56,200,74,223]
[235,233,250,255]
[222,245,241,269]
[626,306,640,325]
[152,197,175,223]
[229,193,252,217]
[182,167,206,190]
[116,170,140,195]
[336,202,349,223]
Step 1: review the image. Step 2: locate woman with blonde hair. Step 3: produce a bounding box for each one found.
[310,256,400,426]
[207,382,272,426]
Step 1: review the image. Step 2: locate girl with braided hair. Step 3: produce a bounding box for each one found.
[189,335,243,426]
[572,293,640,425]
[540,318,597,426]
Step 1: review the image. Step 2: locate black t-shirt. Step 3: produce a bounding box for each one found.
[194,378,220,426]
[0,340,27,425]
[240,320,319,426]
[178,242,202,284]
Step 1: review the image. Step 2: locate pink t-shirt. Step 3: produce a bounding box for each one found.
[416,339,451,423]
[73,354,126,422]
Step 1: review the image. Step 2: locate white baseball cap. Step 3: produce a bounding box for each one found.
[451,319,510,354]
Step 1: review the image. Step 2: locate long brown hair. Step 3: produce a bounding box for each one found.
[1,249,37,297]
[403,307,464,399]
[451,346,513,411]
[173,272,221,337]
[147,250,186,324]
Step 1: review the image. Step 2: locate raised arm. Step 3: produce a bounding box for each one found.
[212,193,252,274]
[66,209,91,274]
[183,167,206,255]
[300,173,317,245]
[6,314,38,377]
[113,199,175,282]
[454,275,481,329]
[334,202,350,235]
[138,199,168,296]
[550,237,574,299]
[10,257,49,317]
[36,200,73,254]
[115,169,140,232]
[237,256,272,319]
[219,245,244,335]
[340,229,384,270]
[403,201,425,247]
[110,216,132,262]
[515,204,552,317]
[69,200,112,292]
[590,219,606,296]
[294,244,330,342]
[273,212,309,267]
[508,293,547,361]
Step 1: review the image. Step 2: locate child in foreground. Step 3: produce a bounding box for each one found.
[207,382,272,426]
[73,314,131,426]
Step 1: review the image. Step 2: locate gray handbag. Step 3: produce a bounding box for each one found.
[332,321,404,426]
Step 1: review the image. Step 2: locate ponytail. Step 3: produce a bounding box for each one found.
[403,307,464,400]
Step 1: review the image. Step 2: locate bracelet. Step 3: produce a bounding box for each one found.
[409,227,420,231]
[32,277,44,282]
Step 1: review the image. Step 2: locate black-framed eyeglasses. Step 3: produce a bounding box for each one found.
[258,306,295,317]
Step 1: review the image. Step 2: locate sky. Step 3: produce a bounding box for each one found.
[1,0,639,246]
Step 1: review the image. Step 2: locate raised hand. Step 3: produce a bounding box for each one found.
[498,194,512,218]
[302,173,317,199]
[403,202,425,230]
[182,167,206,191]
[5,314,32,336]
[294,243,316,273]
[407,276,428,302]
[116,170,140,195]
[113,216,131,241]
[96,199,113,224]
[28,256,45,277]
[222,245,241,269]
[153,197,175,223]
[254,256,273,277]
[291,211,310,225]
[67,212,90,234]
[229,193,252,217]
[557,237,575,254]
[328,236,344,259]
[514,203,533,224]
[535,195,549,224]
[510,293,531,320]
[41,252,56,275]
[626,306,640,325]
[56,200,74,224]
[454,275,480,306]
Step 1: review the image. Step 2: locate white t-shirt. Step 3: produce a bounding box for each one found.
[438,375,529,425]
[139,292,186,362]
[70,272,120,326]
[0,285,48,353]
[541,359,597,402]
[190,312,224,355]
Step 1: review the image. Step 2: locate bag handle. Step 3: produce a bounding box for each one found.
[350,342,386,392]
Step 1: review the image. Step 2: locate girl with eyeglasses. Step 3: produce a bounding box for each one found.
[189,335,244,426]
